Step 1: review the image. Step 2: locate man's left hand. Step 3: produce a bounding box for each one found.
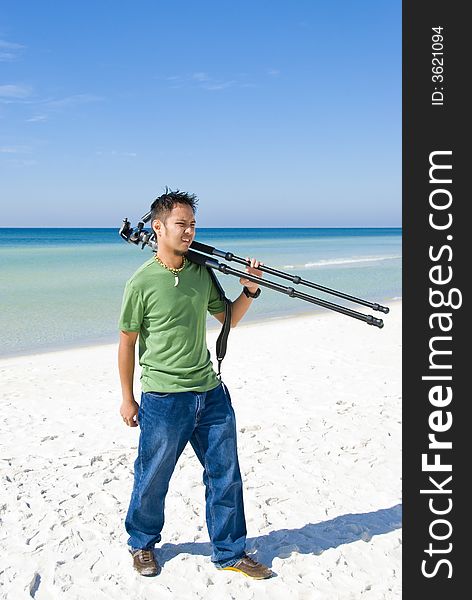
[239,257,263,293]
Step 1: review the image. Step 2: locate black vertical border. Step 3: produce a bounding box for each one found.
[403,1,466,597]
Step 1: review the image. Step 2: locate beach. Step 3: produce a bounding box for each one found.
[0,300,402,600]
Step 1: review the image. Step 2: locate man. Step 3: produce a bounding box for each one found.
[118,189,273,579]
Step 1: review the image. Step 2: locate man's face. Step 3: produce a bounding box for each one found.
[152,203,196,255]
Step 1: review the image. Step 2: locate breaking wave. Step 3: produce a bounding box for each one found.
[283,255,401,269]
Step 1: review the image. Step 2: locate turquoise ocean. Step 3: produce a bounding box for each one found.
[0,228,401,356]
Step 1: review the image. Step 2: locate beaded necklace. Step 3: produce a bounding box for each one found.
[154,254,186,286]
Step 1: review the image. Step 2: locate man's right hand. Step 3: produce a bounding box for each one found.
[118,330,139,427]
[120,399,140,427]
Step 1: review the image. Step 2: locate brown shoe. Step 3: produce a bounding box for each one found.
[219,554,274,580]
[130,548,160,577]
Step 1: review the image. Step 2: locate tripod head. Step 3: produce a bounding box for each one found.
[119,211,157,251]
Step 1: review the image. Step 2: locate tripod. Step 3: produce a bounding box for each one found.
[120,216,389,329]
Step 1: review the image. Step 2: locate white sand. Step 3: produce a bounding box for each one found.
[0,302,402,600]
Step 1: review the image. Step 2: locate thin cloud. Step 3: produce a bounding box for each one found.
[268,69,280,77]
[166,72,250,92]
[2,90,103,122]
[0,145,31,154]
[3,158,37,167]
[96,150,137,157]
[0,39,26,62]
[201,80,237,91]
[192,72,237,91]
[0,147,20,153]
[26,114,48,123]
[192,72,211,82]
[0,84,33,99]
[45,94,104,109]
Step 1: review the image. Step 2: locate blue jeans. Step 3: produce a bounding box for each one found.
[125,381,247,568]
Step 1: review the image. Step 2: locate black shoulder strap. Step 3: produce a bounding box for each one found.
[207,268,232,378]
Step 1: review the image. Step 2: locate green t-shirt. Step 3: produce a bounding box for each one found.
[118,257,226,393]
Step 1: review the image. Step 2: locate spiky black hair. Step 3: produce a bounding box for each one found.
[150,187,198,224]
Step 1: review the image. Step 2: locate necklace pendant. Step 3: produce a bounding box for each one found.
[174,275,179,287]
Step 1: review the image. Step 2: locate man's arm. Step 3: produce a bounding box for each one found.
[213,257,263,328]
[118,330,139,427]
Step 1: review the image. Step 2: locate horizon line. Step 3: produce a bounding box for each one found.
[0,225,403,229]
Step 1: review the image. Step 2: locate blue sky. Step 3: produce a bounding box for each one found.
[1,1,400,227]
